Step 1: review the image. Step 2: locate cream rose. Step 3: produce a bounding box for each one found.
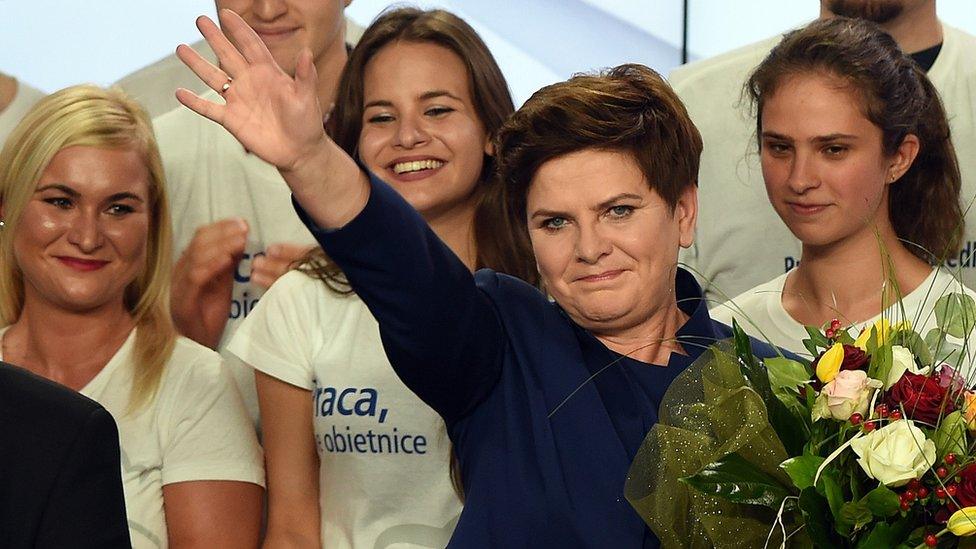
[850,420,936,487]
[811,370,882,422]
[884,345,931,389]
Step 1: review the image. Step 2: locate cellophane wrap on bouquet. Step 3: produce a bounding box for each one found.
[625,341,800,548]
[626,287,976,549]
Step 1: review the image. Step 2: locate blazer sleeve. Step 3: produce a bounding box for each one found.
[296,173,505,424]
[35,406,131,549]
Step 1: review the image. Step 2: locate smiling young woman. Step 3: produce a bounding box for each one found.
[222,8,536,549]
[0,85,264,548]
[712,17,975,359]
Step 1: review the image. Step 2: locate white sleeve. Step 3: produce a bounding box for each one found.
[157,347,265,487]
[226,271,320,390]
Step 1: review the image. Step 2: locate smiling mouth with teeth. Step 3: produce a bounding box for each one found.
[392,159,444,174]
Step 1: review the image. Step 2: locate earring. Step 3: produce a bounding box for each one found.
[0,219,5,228]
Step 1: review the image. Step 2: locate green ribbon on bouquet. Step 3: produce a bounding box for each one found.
[625,341,803,548]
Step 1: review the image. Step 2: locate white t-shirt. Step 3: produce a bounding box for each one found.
[670,23,976,303]
[0,327,265,548]
[227,270,462,549]
[153,99,318,423]
[711,269,976,368]
[0,78,45,147]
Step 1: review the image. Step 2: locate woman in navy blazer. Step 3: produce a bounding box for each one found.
[176,11,784,547]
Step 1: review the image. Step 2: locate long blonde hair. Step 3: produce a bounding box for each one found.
[0,84,176,411]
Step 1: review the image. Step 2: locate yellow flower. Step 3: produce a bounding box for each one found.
[853,319,912,351]
[816,343,845,384]
[964,392,976,431]
[948,507,976,536]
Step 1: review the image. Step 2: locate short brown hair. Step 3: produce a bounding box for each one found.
[496,64,703,234]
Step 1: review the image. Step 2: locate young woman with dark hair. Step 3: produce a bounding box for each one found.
[224,8,534,548]
[713,17,974,357]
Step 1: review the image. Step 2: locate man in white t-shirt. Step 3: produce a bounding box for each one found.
[0,72,46,148]
[154,0,355,421]
[116,17,364,118]
[671,0,976,303]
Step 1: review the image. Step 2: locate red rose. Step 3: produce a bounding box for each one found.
[956,464,976,507]
[840,345,869,371]
[886,372,956,425]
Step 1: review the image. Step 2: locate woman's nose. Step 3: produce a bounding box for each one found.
[393,116,430,149]
[66,210,105,253]
[575,222,613,264]
[785,153,820,194]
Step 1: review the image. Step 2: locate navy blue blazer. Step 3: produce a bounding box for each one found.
[0,361,130,548]
[301,175,785,548]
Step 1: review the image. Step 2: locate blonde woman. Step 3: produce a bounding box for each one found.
[0,85,264,548]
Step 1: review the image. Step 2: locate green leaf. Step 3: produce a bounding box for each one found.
[836,328,855,345]
[935,293,976,338]
[839,501,873,534]
[766,356,812,394]
[855,520,913,548]
[895,329,933,369]
[867,343,893,389]
[679,452,791,509]
[804,326,830,356]
[925,327,945,353]
[799,486,841,547]
[860,486,901,518]
[731,319,809,456]
[780,455,825,490]
[820,472,845,528]
[934,410,968,459]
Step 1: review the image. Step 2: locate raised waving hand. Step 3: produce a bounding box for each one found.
[175,10,368,228]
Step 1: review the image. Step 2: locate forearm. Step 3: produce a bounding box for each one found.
[300,175,504,422]
[262,524,320,549]
[279,137,371,231]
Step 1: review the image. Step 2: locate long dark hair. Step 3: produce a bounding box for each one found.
[299,7,538,290]
[747,17,963,261]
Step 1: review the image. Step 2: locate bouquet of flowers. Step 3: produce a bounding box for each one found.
[625,293,976,548]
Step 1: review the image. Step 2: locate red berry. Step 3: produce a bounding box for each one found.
[826,329,836,339]
[901,499,911,511]
[946,453,958,465]
[849,413,863,426]
[864,421,876,432]
[876,404,889,418]
[904,489,917,501]
[948,484,959,497]
[919,486,930,498]
[926,533,939,547]
[938,467,949,479]
[830,319,841,330]
[890,410,903,420]
[937,487,947,499]
[909,479,922,490]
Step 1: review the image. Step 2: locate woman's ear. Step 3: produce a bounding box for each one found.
[483,134,495,157]
[676,184,698,249]
[888,133,921,184]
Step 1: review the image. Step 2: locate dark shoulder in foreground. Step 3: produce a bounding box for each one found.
[0,361,106,421]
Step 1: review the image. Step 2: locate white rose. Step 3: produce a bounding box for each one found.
[850,420,936,487]
[884,345,932,389]
[811,370,882,422]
